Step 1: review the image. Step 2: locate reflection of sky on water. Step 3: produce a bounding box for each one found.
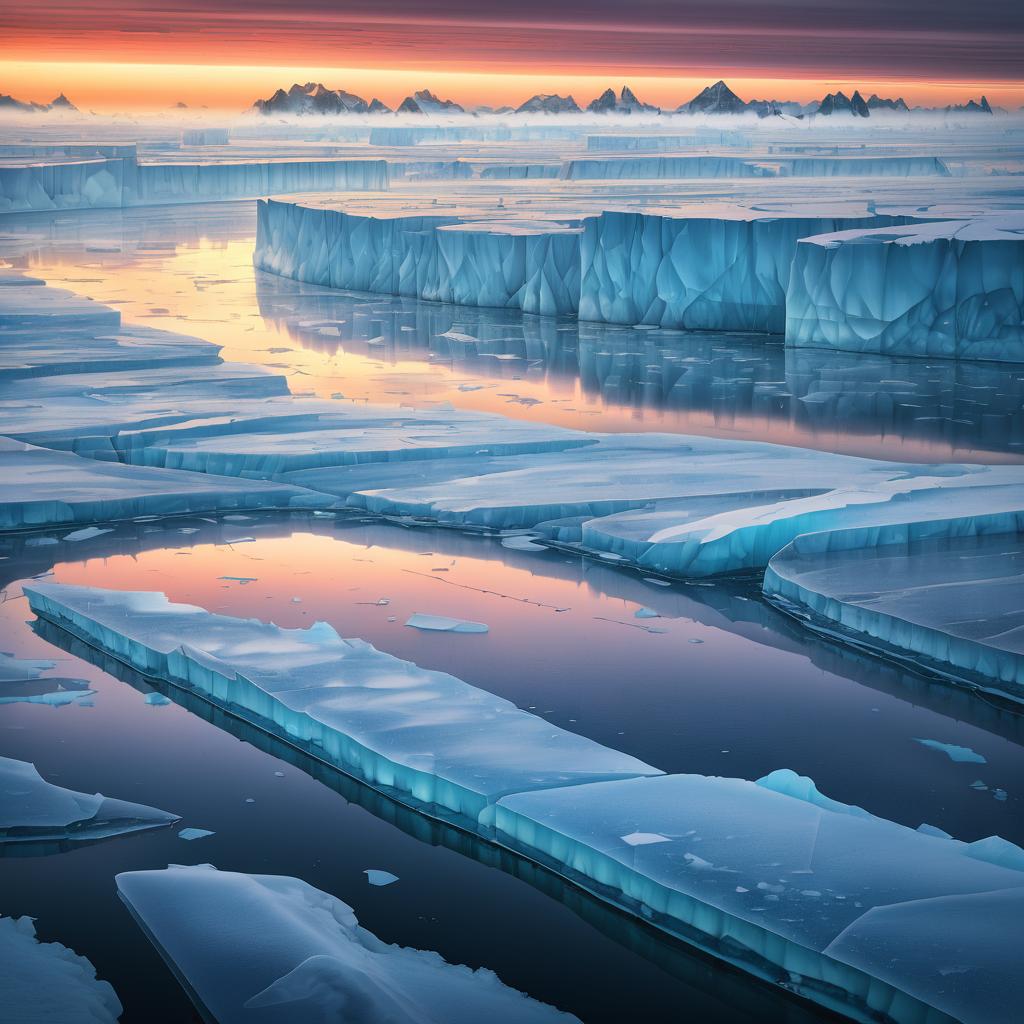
[10,201,1024,463]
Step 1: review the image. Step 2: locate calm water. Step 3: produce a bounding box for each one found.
[2,202,1023,1023]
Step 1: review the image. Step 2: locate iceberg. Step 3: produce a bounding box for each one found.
[116,864,578,1023]
[494,772,1024,1024]
[24,584,660,833]
[0,915,122,1023]
[0,755,178,849]
[785,215,1024,361]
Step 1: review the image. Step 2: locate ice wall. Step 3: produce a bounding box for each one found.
[786,216,1024,360]
[117,865,579,1024]
[579,210,911,332]
[0,156,387,213]
[563,155,949,179]
[129,158,388,205]
[254,200,582,316]
[0,159,125,213]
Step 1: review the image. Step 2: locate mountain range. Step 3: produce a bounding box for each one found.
[0,92,77,114]
[250,81,998,118]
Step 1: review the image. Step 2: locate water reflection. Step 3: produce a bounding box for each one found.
[256,273,1024,463]
[7,201,1024,464]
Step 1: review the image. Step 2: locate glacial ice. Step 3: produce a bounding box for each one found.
[116,864,579,1023]
[494,772,1024,1024]
[0,755,178,847]
[254,199,583,316]
[364,869,400,886]
[579,209,912,332]
[0,154,388,213]
[563,155,951,179]
[24,584,660,832]
[764,529,1024,701]
[0,915,122,1023]
[785,214,1024,360]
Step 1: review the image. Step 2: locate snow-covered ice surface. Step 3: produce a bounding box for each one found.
[23,583,660,832]
[0,915,122,1023]
[117,864,579,1023]
[0,755,178,849]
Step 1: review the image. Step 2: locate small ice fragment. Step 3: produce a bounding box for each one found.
[364,869,400,887]
[273,771,285,778]
[801,890,822,897]
[244,798,255,804]
[970,780,989,791]
[218,576,258,585]
[501,535,546,551]
[634,607,660,619]
[620,831,671,847]
[994,789,1008,802]
[178,828,215,841]
[735,886,750,893]
[144,693,171,706]
[915,739,987,763]
[63,527,113,543]
[405,614,488,634]
[642,578,672,587]
[291,597,302,604]
[688,638,704,644]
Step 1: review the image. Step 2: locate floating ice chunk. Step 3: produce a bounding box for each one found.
[500,535,546,551]
[764,529,1024,702]
[364,869,400,887]
[496,772,1024,1024]
[0,915,122,1023]
[405,613,489,634]
[634,608,660,619]
[62,527,113,543]
[0,687,97,707]
[178,828,215,841]
[144,692,172,706]
[116,865,579,1023]
[0,755,178,847]
[915,739,987,764]
[620,831,671,847]
[25,584,659,833]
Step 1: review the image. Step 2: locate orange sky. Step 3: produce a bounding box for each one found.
[4,60,1023,113]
